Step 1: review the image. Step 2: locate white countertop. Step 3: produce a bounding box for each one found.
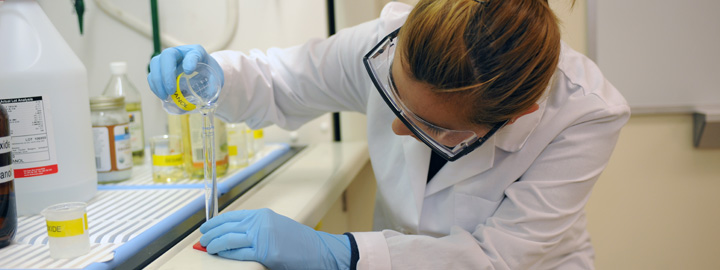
[145,141,370,270]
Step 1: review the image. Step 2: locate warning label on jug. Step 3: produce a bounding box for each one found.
[0,96,59,178]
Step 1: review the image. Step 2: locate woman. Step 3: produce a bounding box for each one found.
[148,0,629,269]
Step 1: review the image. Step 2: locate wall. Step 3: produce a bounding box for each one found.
[587,114,720,269]
[552,1,720,269]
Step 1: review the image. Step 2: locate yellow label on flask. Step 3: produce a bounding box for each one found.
[253,130,263,139]
[228,145,238,156]
[171,74,196,111]
[46,214,87,238]
[153,154,183,166]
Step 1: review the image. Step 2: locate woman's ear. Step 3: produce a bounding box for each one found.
[508,103,540,125]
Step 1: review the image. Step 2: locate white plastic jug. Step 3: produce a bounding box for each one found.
[0,0,97,216]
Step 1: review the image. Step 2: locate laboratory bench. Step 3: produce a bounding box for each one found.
[0,141,372,270]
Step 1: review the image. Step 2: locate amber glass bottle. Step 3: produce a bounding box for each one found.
[0,104,17,248]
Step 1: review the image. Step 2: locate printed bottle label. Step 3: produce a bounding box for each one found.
[189,114,228,167]
[113,125,132,170]
[46,213,88,238]
[171,74,196,111]
[228,145,238,156]
[0,165,12,184]
[253,129,263,139]
[0,136,10,155]
[92,127,112,172]
[1,136,14,184]
[152,154,183,166]
[128,110,144,152]
[92,124,132,172]
[0,96,59,178]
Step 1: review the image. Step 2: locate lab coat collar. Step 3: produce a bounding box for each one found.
[494,97,547,152]
[402,84,549,202]
[423,85,550,197]
[494,73,554,152]
[424,136,496,197]
[401,136,431,220]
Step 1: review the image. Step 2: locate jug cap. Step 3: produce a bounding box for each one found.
[110,62,127,75]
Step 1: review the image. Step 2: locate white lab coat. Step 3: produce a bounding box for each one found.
[212,2,630,270]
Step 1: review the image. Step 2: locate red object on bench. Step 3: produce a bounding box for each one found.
[193,241,207,252]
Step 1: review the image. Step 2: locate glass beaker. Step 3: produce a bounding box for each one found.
[151,135,186,183]
[41,202,90,259]
[162,62,222,115]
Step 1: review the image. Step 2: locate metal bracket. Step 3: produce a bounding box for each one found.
[693,108,720,148]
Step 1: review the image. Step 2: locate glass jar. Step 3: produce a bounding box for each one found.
[0,104,17,249]
[226,123,249,169]
[102,62,146,165]
[90,96,132,182]
[168,113,229,179]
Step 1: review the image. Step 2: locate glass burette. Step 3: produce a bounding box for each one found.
[200,106,218,220]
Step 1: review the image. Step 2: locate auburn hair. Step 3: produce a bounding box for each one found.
[397,0,569,125]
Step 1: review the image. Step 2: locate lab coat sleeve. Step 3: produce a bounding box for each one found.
[353,95,630,269]
[209,17,382,130]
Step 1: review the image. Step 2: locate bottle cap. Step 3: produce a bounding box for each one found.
[110,62,127,75]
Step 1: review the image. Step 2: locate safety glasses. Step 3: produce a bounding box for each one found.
[363,28,508,161]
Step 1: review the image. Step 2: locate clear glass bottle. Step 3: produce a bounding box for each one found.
[252,129,265,154]
[168,114,229,179]
[102,62,145,165]
[245,126,255,159]
[0,104,17,249]
[90,96,133,182]
[226,123,249,169]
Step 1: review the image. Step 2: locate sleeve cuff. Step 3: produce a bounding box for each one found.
[344,233,360,270]
[350,231,391,270]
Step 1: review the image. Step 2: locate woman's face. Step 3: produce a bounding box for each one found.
[389,55,489,139]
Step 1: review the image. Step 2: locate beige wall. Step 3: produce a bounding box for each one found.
[551,1,720,269]
[587,114,720,269]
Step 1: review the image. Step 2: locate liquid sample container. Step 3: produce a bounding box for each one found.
[252,129,265,155]
[0,0,97,216]
[168,114,229,179]
[226,123,249,169]
[90,96,133,182]
[162,62,222,115]
[102,62,145,165]
[151,135,186,183]
[41,202,90,259]
[0,104,17,249]
[245,127,255,159]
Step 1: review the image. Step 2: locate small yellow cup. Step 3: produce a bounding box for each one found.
[41,202,90,259]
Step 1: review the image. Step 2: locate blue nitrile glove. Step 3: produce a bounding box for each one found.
[199,208,351,270]
[147,44,224,100]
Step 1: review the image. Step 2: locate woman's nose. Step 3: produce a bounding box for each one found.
[391,118,414,136]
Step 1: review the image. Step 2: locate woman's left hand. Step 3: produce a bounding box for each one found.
[199,208,351,270]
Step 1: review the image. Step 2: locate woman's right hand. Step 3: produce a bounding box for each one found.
[147,44,224,100]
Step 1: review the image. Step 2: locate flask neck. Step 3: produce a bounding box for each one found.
[103,75,141,102]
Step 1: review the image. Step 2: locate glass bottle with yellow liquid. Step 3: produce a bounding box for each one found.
[226,123,249,169]
[168,114,229,179]
[102,62,145,165]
